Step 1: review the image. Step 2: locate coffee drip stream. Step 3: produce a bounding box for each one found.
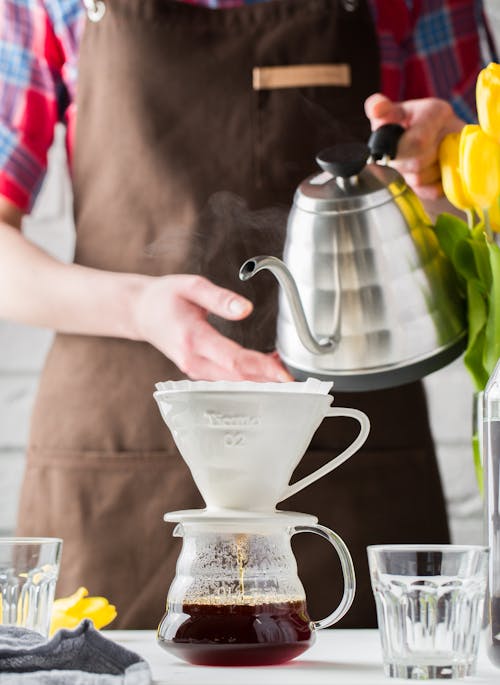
[236,533,248,596]
[153,379,370,666]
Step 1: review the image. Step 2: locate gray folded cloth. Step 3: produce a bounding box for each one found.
[0,620,151,685]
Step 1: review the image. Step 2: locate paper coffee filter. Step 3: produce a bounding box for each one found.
[155,378,333,395]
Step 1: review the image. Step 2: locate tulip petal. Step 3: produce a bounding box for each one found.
[487,198,500,232]
[88,604,118,630]
[477,63,500,142]
[50,613,81,635]
[459,125,500,209]
[50,588,117,635]
[439,132,474,211]
[51,587,88,613]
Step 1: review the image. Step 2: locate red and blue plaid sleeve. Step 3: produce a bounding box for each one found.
[0,0,65,212]
[404,0,491,121]
[372,0,493,122]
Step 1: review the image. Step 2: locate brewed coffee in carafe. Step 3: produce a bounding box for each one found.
[153,379,370,666]
[166,601,312,667]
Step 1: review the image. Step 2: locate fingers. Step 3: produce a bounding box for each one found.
[177,317,293,382]
[175,275,254,321]
[390,159,442,186]
[179,354,239,382]
[365,93,408,129]
[390,146,439,174]
[391,150,440,199]
[394,116,443,165]
[410,181,443,201]
[185,353,293,382]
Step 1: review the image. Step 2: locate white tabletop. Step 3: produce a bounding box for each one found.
[108,629,500,684]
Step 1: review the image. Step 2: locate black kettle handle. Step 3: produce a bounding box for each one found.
[368,123,405,162]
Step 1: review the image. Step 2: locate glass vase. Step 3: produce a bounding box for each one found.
[483,367,500,667]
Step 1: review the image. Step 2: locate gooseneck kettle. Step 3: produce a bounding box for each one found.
[240,125,466,391]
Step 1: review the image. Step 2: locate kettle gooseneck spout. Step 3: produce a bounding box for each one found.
[239,255,339,355]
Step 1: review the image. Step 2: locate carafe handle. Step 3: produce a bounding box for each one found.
[293,523,356,629]
[279,407,370,501]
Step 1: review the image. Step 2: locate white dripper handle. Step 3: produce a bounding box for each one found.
[278,407,370,502]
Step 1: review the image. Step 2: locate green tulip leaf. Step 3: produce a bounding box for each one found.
[419,207,500,391]
[464,326,489,391]
[468,234,492,294]
[434,213,469,259]
[454,239,481,284]
[484,240,500,374]
[464,280,489,391]
[433,213,469,299]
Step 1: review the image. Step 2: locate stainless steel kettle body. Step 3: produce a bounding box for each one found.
[240,128,466,391]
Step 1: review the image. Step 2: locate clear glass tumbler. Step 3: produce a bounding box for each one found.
[367,544,488,680]
[0,537,62,637]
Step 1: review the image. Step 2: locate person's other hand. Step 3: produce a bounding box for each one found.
[365,93,466,200]
[133,274,293,382]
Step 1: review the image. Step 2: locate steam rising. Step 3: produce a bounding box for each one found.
[141,93,370,349]
[144,191,288,350]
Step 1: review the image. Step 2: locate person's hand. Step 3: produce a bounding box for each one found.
[133,274,293,382]
[365,93,466,200]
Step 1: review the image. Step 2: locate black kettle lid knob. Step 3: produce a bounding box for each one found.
[316,142,369,178]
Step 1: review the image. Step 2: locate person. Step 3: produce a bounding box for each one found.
[0,0,493,629]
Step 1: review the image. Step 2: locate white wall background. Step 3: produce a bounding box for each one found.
[1,1,499,540]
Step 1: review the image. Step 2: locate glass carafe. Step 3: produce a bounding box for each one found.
[157,513,355,666]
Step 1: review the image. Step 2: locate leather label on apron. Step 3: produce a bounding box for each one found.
[252,63,351,90]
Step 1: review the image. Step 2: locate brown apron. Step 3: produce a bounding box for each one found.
[16,0,449,629]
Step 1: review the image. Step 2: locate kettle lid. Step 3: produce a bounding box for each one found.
[295,126,407,214]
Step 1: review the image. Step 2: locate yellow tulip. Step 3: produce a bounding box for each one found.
[487,199,500,233]
[439,132,474,211]
[477,62,500,142]
[50,587,117,636]
[459,124,500,210]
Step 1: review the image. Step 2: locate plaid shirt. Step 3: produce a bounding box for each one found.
[0,0,494,211]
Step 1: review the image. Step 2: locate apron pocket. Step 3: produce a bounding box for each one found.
[253,63,351,90]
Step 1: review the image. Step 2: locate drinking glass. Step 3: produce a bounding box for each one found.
[0,537,62,637]
[367,544,488,680]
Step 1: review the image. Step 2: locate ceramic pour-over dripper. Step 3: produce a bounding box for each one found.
[154,379,370,512]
